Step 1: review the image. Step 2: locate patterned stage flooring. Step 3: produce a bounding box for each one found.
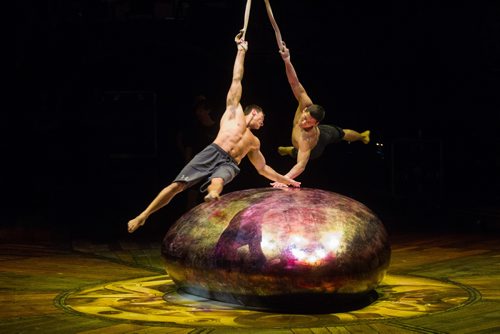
[1,232,499,333]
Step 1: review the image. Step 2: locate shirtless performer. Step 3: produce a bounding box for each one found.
[128,34,300,233]
[272,43,370,187]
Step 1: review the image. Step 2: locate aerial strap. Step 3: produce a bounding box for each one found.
[263,0,284,51]
[238,0,252,41]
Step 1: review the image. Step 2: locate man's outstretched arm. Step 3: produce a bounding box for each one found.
[225,32,248,117]
[285,148,310,180]
[247,146,301,187]
[280,43,313,114]
[271,148,310,188]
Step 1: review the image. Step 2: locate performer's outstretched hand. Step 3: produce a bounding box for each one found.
[279,41,289,60]
[271,181,288,188]
[271,180,301,188]
[235,30,248,51]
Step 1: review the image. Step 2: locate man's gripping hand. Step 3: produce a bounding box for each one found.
[235,30,248,52]
[279,41,290,60]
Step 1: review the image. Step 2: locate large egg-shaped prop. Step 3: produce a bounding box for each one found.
[161,188,391,310]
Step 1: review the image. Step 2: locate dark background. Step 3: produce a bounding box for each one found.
[9,0,500,242]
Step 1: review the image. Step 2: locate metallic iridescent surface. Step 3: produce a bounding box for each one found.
[161,188,391,310]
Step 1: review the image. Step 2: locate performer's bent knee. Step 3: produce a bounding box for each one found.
[210,177,224,185]
[171,181,188,192]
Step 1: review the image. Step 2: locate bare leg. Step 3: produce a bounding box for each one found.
[128,182,187,233]
[343,129,370,144]
[278,146,294,157]
[204,177,224,202]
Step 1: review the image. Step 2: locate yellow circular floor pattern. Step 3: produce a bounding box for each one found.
[57,273,477,329]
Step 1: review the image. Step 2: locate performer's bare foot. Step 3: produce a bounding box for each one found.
[361,130,370,144]
[128,215,146,233]
[204,191,220,202]
[278,146,293,157]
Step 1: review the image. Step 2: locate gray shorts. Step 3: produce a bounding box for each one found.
[174,143,240,192]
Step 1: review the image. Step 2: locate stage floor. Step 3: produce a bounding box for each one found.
[1,232,499,333]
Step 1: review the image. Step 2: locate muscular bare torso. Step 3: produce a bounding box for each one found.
[213,104,258,164]
[291,107,319,153]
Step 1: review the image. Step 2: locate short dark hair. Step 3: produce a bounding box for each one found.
[244,104,264,115]
[307,104,325,122]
